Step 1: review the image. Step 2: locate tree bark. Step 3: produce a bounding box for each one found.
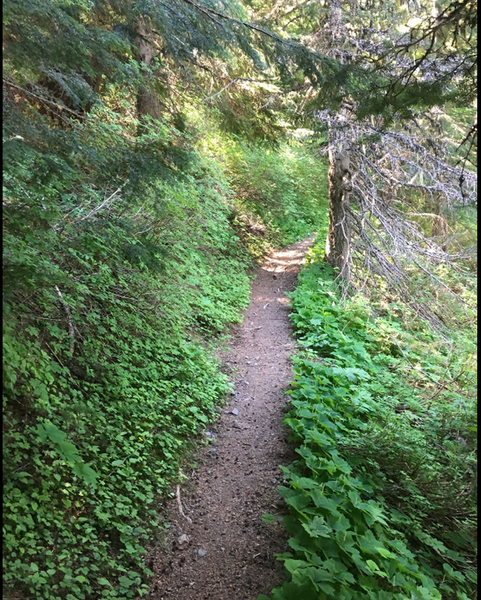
[325,135,352,280]
[133,17,162,123]
[323,0,352,280]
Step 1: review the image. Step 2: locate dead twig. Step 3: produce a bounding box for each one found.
[77,184,127,222]
[176,484,192,524]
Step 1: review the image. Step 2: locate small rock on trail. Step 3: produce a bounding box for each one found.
[147,235,315,600]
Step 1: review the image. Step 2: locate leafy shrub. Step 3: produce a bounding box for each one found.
[263,243,477,600]
[3,96,329,598]
[193,118,329,255]
[224,141,329,247]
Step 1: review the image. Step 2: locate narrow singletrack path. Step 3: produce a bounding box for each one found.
[147,235,315,600]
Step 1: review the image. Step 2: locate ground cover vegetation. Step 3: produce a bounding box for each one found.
[261,229,476,600]
[3,99,327,598]
[3,0,476,598]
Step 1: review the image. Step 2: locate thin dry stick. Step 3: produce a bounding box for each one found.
[45,341,66,368]
[202,77,273,102]
[176,484,192,524]
[78,184,127,222]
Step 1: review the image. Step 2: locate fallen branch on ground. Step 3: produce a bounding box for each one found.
[176,484,192,524]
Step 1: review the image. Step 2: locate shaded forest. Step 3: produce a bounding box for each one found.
[3,0,477,598]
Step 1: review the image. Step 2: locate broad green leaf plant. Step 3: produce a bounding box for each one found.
[263,237,476,600]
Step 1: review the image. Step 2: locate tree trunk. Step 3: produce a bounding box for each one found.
[134,17,162,123]
[323,0,352,280]
[325,137,351,280]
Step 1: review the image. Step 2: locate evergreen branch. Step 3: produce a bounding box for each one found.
[179,0,288,42]
[389,0,476,55]
[177,0,333,72]
[202,77,277,102]
[3,79,85,121]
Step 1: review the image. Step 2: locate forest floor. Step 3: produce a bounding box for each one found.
[146,235,315,600]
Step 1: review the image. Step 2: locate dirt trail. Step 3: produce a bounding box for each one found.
[147,235,315,600]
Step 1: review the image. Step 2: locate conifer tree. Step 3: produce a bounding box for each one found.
[258,0,477,319]
[3,0,476,305]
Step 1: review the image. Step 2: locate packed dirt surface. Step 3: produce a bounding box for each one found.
[147,235,315,600]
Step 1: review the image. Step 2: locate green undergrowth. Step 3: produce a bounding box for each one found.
[3,104,326,599]
[222,140,328,251]
[193,112,328,257]
[262,240,477,600]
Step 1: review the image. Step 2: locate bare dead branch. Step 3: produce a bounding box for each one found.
[316,106,477,326]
